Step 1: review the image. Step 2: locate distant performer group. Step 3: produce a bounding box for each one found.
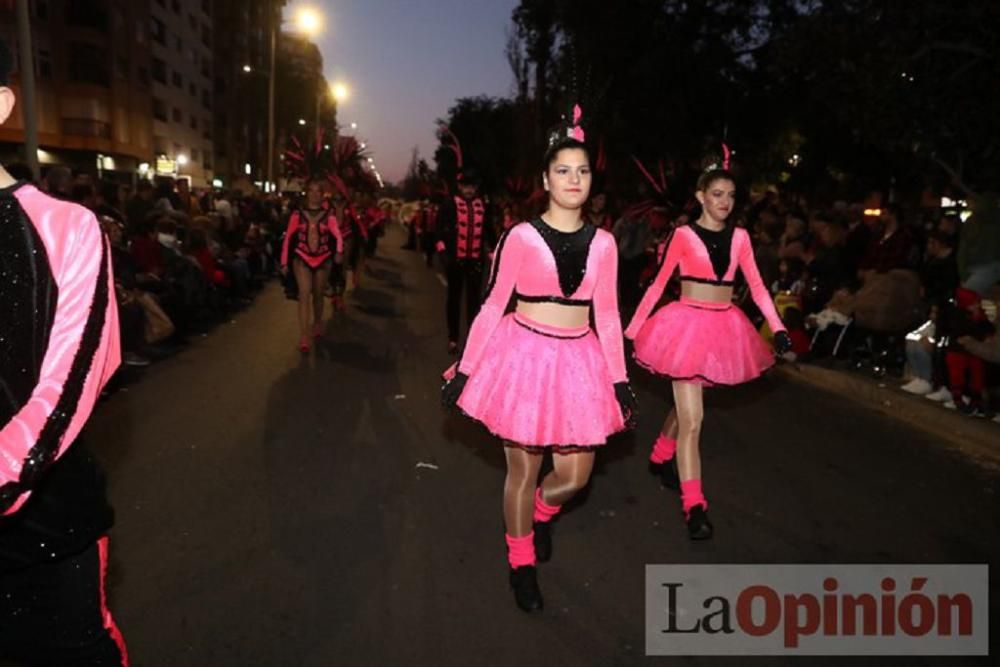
[439,109,790,613]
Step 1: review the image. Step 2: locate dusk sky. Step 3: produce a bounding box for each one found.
[284,0,519,183]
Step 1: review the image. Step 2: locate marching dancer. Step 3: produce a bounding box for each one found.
[436,170,496,353]
[280,179,344,352]
[442,116,637,613]
[624,163,790,540]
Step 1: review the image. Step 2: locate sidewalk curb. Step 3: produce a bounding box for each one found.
[775,363,1000,470]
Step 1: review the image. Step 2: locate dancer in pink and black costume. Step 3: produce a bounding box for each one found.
[624,162,790,540]
[442,117,637,613]
[436,169,497,354]
[0,41,128,663]
[280,179,344,352]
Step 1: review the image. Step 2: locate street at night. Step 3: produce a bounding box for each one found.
[77,228,998,665]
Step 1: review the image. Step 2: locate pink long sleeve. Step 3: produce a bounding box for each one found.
[457,227,523,375]
[737,229,786,334]
[624,230,683,339]
[1,192,121,515]
[592,236,627,382]
[280,213,299,267]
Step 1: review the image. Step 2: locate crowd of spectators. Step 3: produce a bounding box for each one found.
[37,166,284,374]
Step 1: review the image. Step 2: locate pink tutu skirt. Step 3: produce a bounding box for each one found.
[633,299,774,386]
[447,313,624,448]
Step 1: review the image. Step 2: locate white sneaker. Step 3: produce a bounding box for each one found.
[925,387,952,402]
[943,400,957,410]
[901,378,932,395]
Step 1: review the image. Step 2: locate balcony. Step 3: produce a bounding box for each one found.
[62,118,112,140]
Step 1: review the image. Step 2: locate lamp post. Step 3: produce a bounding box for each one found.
[267,5,324,192]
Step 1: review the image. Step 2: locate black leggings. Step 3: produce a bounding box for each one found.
[446,260,484,342]
[0,538,127,665]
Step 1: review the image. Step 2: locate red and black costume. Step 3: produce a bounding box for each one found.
[0,182,128,663]
[437,194,497,344]
[280,206,344,272]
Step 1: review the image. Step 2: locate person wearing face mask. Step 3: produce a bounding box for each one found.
[625,163,790,541]
[435,168,497,354]
[442,113,638,614]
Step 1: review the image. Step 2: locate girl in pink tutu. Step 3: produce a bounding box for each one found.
[442,118,637,613]
[624,166,791,540]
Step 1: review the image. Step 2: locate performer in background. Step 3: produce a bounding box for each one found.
[0,39,128,663]
[280,179,344,352]
[624,162,790,540]
[436,170,496,354]
[443,114,637,613]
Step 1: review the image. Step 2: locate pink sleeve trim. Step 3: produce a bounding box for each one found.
[737,229,785,333]
[625,228,684,339]
[592,233,627,382]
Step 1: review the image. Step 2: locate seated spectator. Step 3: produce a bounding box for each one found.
[772,257,806,296]
[779,307,811,361]
[858,203,920,280]
[943,287,996,415]
[70,182,97,211]
[779,214,809,261]
[921,231,960,308]
[44,165,72,199]
[937,213,961,249]
[803,213,849,313]
[126,180,156,231]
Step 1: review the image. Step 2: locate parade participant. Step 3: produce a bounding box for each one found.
[624,162,790,540]
[436,169,496,353]
[587,191,614,231]
[332,189,366,293]
[442,115,638,613]
[363,196,385,259]
[280,179,344,352]
[0,39,128,662]
[421,199,440,267]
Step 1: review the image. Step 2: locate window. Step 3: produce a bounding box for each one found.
[151,18,166,45]
[153,98,168,122]
[152,57,167,83]
[137,66,150,89]
[190,115,198,130]
[68,42,109,86]
[67,0,109,30]
[172,108,182,123]
[35,1,50,20]
[201,89,212,110]
[202,25,211,48]
[36,48,52,80]
[203,121,212,140]
[172,71,182,88]
[116,56,128,80]
[189,82,196,97]
[172,0,181,13]
[191,148,200,161]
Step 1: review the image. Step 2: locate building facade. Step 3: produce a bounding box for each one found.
[0,0,154,183]
[149,0,214,186]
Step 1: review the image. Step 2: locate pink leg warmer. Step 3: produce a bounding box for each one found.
[505,533,536,568]
[649,433,677,464]
[680,479,708,516]
[532,487,561,523]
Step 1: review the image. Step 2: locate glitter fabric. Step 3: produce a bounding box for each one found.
[455,313,625,447]
[0,184,120,515]
[457,220,626,383]
[625,224,786,339]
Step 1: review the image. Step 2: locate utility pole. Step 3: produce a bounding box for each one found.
[16,0,40,181]
[266,21,277,191]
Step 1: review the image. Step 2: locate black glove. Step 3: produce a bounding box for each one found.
[441,371,469,408]
[773,330,792,355]
[614,382,639,430]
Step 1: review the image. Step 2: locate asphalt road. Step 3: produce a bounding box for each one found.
[76,226,997,666]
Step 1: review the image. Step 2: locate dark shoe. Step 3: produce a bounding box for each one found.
[648,459,679,490]
[447,340,459,354]
[686,505,713,540]
[509,566,543,613]
[533,522,552,563]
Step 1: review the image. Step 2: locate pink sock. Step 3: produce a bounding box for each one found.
[649,433,677,464]
[505,533,536,568]
[533,487,561,523]
[680,479,708,516]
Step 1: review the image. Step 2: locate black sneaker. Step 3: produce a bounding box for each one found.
[509,566,543,613]
[533,522,552,563]
[648,459,680,490]
[686,505,714,541]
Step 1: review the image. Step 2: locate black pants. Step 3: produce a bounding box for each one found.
[0,538,127,666]
[446,260,484,343]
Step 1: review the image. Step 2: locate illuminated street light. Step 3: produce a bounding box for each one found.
[243,65,252,73]
[298,119,307,126]
[294,6,324,37]
[350,122,358,130]
[332,82,350,103]
[177,154,189,166]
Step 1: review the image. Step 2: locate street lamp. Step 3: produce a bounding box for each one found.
[332,82,351,104]
[243,64,252,73]
[267,5,327,191]
[177,154,189,166]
